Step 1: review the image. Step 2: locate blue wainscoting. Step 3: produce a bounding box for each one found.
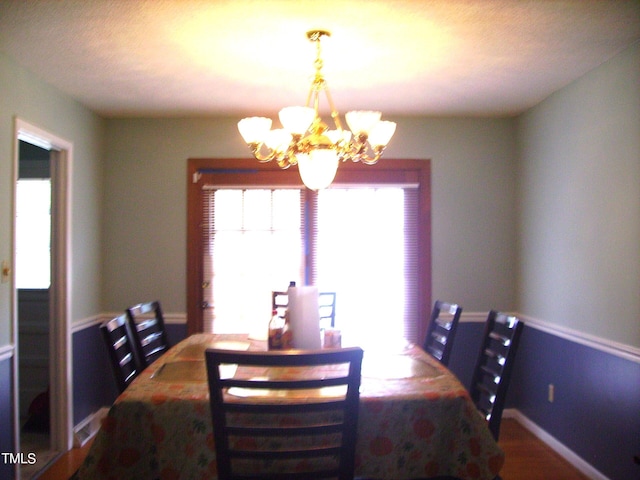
[165,323,188,348]
[446,320,487,390]
[72,324,119,425]
[446,319,640,480]
[70,317,639,479]
[72,321,188,424]
[0,351,15,480]
[509,326,640,480]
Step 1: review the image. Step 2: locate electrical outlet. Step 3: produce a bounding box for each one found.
[548,383,555,403]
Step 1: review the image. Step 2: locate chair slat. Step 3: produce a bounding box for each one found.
[226,423,345,437]
[272,290,337,329]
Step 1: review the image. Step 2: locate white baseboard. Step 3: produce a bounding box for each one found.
[73,407,109,447]
[503,409,609,480]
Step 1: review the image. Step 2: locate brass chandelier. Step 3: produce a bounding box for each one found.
[238,30,397,190]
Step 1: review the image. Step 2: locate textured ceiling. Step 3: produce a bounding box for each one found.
[0,0,638,118]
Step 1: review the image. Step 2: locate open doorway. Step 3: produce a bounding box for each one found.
[12,119,73,478]
[16,140,54,478]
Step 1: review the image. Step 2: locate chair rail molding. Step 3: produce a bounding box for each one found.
[76,310,640,362]
[460,312,640,364]
[72,312,188,334]
[517,314,640,364]
[0,344,14,362]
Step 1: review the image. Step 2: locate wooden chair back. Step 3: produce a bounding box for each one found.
[100,314,140,393]
[470,310,524,440]
[126,300,170,368]
[205,347,364,480]
[318,292,337,329]
[272,290,337,329]
[423,300,462,366]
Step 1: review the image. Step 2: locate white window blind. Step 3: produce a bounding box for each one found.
[202,184,420,346]
[313,187,419,348]
[203,188,305,335]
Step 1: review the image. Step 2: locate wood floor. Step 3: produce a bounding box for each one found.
[498,419,589,480]
[34,418,589,480]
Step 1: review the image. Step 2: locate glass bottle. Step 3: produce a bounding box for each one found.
[268,309,283,350]
[281,281,296,349]
[281,307,292,349]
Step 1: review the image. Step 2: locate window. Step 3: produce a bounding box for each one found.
[16,179,51,289]
[315,187,417,348]
[187,159,431,346]
[204,188,304,335]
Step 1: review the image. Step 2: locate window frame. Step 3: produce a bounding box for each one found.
[186,158,432,341]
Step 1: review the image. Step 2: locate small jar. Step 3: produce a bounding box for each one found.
[322,328,342,349]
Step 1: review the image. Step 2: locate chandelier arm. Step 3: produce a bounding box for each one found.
[246,143,299,168]
[305,83,316,109]
[323,86,343,131]
[358,146,387,165]
[349,134,369,157]
[341,135,384,164]
[313,87,321,115]
[276,157,294,169]
[358,153,381,165]
[247,143,279,163]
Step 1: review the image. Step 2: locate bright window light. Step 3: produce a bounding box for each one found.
[16,179,51,289]
[205,186,411,348]
[209,189,303,337]
[316,188,406,349]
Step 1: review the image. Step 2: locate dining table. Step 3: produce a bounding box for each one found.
[78,333,504,480]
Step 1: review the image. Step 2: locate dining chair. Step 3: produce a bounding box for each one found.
[205,347,364,480]
[422,300,462,366]
[125,300,170,368]
[318,292,337,329]
[272,290,288,316]
[470,310,524,442]
[100,314,141,393]
[272,290,337,329]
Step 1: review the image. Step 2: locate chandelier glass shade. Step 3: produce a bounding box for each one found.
[238,30,396,190]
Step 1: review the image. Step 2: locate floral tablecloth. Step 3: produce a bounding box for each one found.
[78,333,503,479]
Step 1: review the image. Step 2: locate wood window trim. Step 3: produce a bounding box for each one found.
[186,158,432,340]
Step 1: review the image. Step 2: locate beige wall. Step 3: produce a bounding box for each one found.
[102,116,518,315]
[0,52,104,345]
[2,41,638,351]
[517,41,640,347]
